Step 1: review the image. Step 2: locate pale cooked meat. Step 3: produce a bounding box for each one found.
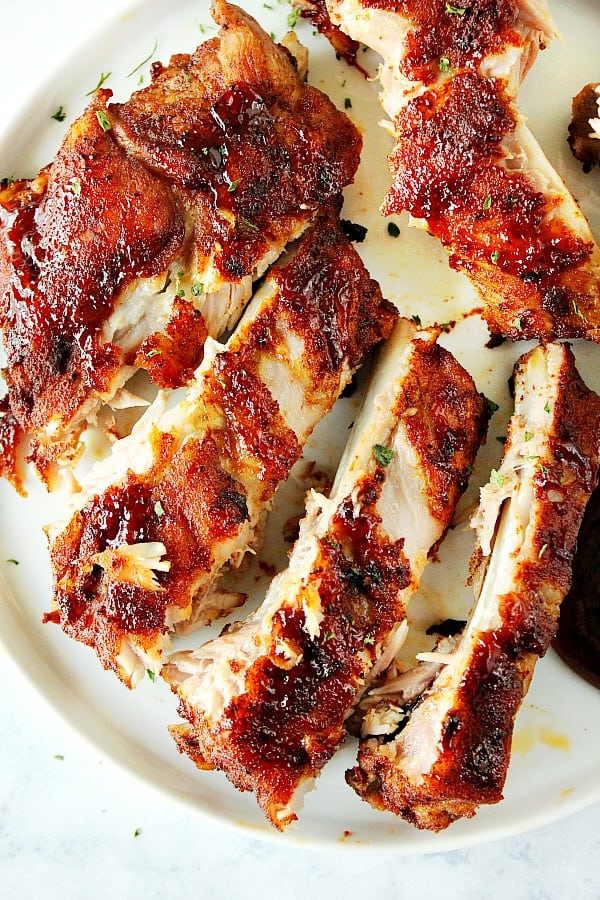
[43,207,395,688]
[326,0,600,342]
[0,0,361,485]
[348,342,600,831]
[162,318,489,830]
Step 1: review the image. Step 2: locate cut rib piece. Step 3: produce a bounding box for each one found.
[162,318,489,830]
[325,0,600,342]
[43,206,395,688]
[0,0,361,484]
[348,342,600,831]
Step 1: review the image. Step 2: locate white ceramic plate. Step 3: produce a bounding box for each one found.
[1,0,599,853]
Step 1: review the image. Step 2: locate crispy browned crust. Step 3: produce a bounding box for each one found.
[348,344,600,831]
[46,207,394,686]
[168,332,488,830]
[0,0,362,480]
[568,83,600,173]
[329,0,600,342]
[0,92,184,477]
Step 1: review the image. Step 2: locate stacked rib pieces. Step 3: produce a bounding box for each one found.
[325,0,600,341]
[1,0,599,836]
[0,0,360,485]
[164,319,489,828]
[348,342,600,829]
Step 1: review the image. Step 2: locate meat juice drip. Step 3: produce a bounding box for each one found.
[554,484,600,688]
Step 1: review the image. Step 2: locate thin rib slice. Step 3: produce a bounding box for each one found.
[0,0,361,484]
[326,0,600,341]
[43,206,395,688]
[348,342,600,831]
[162,318,489,829]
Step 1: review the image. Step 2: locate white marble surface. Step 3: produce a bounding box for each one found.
[0,1,599,897]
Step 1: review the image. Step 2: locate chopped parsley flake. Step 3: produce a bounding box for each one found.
[51,106,66,122]
[373,444,394,467]
[411,314,422,325]
[439,56,452,73]
[483,194,492,211]
[344,97,352,109]
[490,468,504,487]
[54,754,64,761]
[287,7,300,28]
[146,669,156,682]
[544,401,551,413]
[154,500,165,518]
[240,217,259,231]
[387,221,400,238]
[227,178,241,192]
[191,278,204,296]
[363,636,375,645]
[524,431,533,442]
[95,110,112,132]
[134,828,142,837]
[126,37,159,78]
[490,250,501,264]
[485,397,500,415]
[145,347,161,359]
[513,317,523,331]
[445,2,466,13]
[70,178,82,196]
[86,71,111,96]
[6,558,19,565]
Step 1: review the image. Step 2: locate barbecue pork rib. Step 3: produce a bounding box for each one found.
[325,0,600,342]
[0,0,361,484]
[348,342,600,831]
[163,318,489,829]
[43,206,395,688]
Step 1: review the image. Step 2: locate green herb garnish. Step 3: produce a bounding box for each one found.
[490,249,501,264]
[51,106,66,122]
[344,97,352,109]
[485,397,499,415]
[373,444,394,467]
[490,469,504,487]
[154,500,165,518]
[86,71,111,95]
[127,37,158,78]
[70,178,82,196]
[439,56,452,73]
[146,669,156,682]
[445,2,466,13]
[227,178,241,193]
[483,194,492,211]
[95,109,112,132]
[287,7,300,28]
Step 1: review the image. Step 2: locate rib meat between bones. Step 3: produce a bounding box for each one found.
[163,319,489,829]
[348,342,600,831]
[325,0,600,342]
[0,0,361,484]
[43,206,395,688]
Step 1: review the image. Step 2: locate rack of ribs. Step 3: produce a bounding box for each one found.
[0,0,361,485]
[163,318,489,829]
[325,0,600,342]
[348,342,600,831]
[43,205,395,688]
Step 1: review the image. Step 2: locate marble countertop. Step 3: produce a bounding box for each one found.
[0,1,598,897]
